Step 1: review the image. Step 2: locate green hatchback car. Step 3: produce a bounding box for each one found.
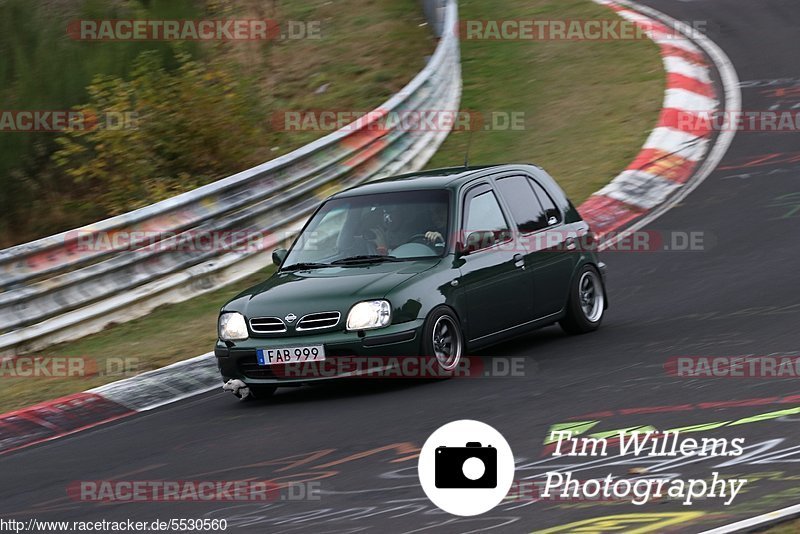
[216,164,607,400]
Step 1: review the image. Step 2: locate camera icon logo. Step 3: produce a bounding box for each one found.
[418,420,515,516]
[435,442,497,488]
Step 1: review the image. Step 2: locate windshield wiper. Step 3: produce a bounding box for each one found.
[331,255,401,265]
[281,262,331,271]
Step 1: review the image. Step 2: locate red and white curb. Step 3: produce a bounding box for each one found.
[0,393,134,455]
[0,352,218,454]
[580,0,729,238]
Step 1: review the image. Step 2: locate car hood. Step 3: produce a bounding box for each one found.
[225,259,440,318]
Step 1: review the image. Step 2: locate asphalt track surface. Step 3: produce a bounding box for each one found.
[2,1,800,532]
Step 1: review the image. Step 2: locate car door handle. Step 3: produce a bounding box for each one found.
[513,253,525,269]
[565,237,576,250]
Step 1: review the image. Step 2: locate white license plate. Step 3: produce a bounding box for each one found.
[257,345,326,365]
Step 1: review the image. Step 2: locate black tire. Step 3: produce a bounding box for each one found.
[421,306,464,378]
[559,264,606,335]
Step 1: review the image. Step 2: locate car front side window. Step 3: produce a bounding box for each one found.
[462,189,511,252]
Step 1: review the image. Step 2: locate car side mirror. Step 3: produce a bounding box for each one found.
[546,209,560,226]
[272,248,288,267]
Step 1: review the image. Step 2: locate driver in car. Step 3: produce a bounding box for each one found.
[422,206,447,245]
[370,204,447,255]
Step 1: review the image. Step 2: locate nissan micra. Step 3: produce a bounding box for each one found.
[216,164,607,400]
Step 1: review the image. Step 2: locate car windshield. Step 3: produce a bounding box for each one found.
[283,189,450,267]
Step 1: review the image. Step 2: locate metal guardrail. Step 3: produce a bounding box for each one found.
[0,0,461,357]
[421,0,448,37]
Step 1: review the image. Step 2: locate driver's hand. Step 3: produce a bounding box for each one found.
[425,231,443,244]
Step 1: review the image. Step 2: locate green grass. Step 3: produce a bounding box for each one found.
[765,519,800,533]
[0,0,664,414]
[427,0,665,203]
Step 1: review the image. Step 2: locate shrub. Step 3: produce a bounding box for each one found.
[52,49,268,215]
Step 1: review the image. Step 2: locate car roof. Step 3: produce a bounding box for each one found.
[330,163,542,198]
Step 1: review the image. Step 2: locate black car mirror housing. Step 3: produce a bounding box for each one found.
[272,248,288,267]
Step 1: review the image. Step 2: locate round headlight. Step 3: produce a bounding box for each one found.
[346,300,391,331]
[219,312,248,341]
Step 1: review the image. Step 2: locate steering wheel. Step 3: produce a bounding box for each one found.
[409,233,443,244]
[408,233,428,243]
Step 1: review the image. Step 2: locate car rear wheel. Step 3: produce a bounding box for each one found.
[559,265,605,335]
[422,307,464,375]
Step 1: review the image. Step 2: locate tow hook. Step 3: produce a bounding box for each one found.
[223,379,251,401]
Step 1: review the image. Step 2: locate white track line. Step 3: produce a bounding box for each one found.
[698,503,800,534]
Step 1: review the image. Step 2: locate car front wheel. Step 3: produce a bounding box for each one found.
[422,307,464,376]
[560,265,605,335]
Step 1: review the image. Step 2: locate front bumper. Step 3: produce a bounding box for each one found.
[215,320,424,385]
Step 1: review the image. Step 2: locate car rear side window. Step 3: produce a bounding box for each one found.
[496,176,547,233]
[528,178,561,224]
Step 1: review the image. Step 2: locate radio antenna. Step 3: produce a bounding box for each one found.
[463,127,475,168]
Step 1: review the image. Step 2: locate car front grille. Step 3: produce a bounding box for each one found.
[296,311,341,331]
[249,317,286,334]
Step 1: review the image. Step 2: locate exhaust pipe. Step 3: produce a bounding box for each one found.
[223,379,252,401]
